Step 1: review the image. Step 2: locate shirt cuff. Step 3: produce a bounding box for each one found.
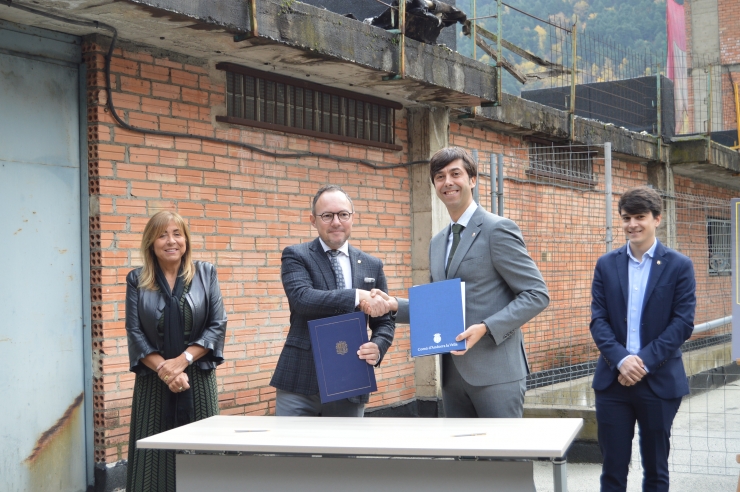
[617,355,630,369]
[354,289,360,307]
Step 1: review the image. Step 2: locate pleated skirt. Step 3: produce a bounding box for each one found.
[126,366,218,492]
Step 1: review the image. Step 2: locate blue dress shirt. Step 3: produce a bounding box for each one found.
[617,239,658,369]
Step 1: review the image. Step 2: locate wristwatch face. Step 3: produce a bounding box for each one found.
[184,351,193,364]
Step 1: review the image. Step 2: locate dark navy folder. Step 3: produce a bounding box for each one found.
[409,278,466,357]
[308,311,377,403]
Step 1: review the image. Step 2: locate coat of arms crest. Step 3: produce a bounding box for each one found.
[336,340,348,355]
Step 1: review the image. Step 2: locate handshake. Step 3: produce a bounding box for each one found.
[359,289,400,317]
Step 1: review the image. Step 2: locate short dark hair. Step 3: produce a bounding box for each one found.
[429,147,478,182]
[618,186,662,218]
[311,184,354,214]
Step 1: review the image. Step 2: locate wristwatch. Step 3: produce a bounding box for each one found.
[183,350,194,365]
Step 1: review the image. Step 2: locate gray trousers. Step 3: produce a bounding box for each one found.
[275,389,365,417]
[442,354,526,418]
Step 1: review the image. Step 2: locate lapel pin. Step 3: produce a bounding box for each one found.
[357,260,362,264]
[657,260,661,265]
[472,232,476,237]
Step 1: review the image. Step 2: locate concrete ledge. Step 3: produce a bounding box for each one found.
[125,0,497,107]
[93,460,126,492]
[670,137,740,190]
[475,93,660,161]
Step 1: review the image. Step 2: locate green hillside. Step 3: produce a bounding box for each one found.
[453,0,668,95]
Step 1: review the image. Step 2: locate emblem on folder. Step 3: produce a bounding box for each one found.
[433,333,442,344]
[336,341,348,355]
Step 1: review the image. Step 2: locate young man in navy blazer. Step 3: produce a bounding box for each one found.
[590,186,696,492]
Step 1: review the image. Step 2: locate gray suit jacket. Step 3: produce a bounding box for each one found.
[396,206,549,386]
[270,237,395,402]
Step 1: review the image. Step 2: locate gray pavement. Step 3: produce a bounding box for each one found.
[534,379,740,491]
[533,461,737,491]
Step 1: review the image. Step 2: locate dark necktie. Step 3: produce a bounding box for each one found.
[327,250,346,289]
[445,224,465,276]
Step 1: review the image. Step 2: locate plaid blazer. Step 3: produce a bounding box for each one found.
[270,237,395,403]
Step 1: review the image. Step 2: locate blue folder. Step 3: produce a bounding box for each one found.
[308,311,378,403]
[408,278,466,357]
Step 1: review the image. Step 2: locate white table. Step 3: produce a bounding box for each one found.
[138,415,583,492]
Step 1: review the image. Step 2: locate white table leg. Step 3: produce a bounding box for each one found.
[552,457,568,492]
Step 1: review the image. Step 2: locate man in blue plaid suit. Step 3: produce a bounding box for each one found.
[270,185,395,416]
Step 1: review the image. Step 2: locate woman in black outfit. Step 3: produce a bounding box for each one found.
[125,210,226,491]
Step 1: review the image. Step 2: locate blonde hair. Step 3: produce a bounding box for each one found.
[138,211,195,291]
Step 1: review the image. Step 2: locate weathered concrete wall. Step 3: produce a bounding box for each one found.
[407,106,450,401]
[689,0,720,58]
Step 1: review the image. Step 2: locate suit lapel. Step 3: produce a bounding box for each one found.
[309,238,336,289]
[430,227,448,282]
[446,208,483,279]
[348,245,365,290]
[615,245,629,308]
[641,241,667,312]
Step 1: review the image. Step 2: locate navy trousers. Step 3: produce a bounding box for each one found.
[595,379,682,492]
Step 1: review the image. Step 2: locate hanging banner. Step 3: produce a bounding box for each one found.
[733,199,740,360]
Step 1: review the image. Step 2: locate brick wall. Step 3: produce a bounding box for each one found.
[449,123,730,371]
[84,40,414,463]
[82,33,737,465]
[673,175,733,332]
[719,0,740,65]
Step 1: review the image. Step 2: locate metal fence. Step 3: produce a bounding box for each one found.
[471,143,737,475]
[457,2,739,147]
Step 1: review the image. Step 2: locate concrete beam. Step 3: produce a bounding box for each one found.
[476,94,659,160]
[669,137,740,190]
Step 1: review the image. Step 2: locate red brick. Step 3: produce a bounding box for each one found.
[170,69,199,88]
[110,57,138,76]
[141,97,171,115]
[120,76,150,95]
[131,181,160,197]
[140,63,170,82]
[152,82,181,100]
[182,87,209,105]
[147,165,176,182]
[172,101,200,120]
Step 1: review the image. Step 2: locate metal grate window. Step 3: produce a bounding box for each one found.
[217,63,401,150]
[707,217,730,276]
[526,139,596,186]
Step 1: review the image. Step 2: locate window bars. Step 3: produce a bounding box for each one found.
[217,63,402,151]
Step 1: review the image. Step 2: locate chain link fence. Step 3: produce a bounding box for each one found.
[471,143,737,474]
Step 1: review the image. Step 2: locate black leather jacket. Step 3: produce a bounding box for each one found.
[125,261,227,373]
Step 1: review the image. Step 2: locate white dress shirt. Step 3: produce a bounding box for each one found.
[318,238,359,306]
[445,201,479,270]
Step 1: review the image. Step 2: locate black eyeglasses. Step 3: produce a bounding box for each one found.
[317,211,353,223]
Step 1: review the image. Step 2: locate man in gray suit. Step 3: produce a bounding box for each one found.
[364,147,549,417]
[271,185,395,417]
